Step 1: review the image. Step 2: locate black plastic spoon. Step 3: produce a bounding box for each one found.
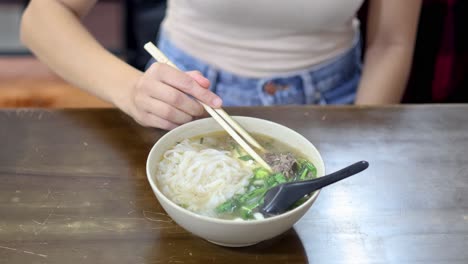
[260,160,369,216]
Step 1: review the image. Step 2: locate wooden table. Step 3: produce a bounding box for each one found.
[1,105,467,263]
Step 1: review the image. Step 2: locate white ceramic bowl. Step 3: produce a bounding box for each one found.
[146,116,325,247]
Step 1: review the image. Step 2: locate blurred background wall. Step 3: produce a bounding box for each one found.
[0,0,466,108]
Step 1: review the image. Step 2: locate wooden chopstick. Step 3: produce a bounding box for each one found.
[143,42,272,171]
[212,108,265,152]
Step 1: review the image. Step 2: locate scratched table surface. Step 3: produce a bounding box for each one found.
[0,105,467,264]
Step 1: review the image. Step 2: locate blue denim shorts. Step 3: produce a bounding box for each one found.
[147,34,362,106]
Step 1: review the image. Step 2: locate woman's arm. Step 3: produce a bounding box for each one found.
[21,0,221,129]
[355,0,422,105]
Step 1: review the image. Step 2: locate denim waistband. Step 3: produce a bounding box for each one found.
[152,32,362,105]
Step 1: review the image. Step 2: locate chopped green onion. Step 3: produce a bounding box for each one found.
[300,168,309,180]
[238,187,267,204]
[253,180,264,186]
[303,161,317,178]
[254,168,270,179]
[274,173,287,184]
[240,206,253,219]
[304,162,315,171]
[234,145,241,156]
[216,199,238,213]
[266,176,278,187]
[240,200,262,219]
[293,169,304,181]
[238,155,253,161]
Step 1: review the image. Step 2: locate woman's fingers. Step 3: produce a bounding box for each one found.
[139,112,179,130]
[142,81,205,117]
[134,93,194,125]
[148,63,223,108]
[130,63,222,130]
[186,70,211,88]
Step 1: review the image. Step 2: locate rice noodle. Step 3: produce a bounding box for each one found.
[155,138,254,217]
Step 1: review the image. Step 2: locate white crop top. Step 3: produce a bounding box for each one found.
[162,0,364,77]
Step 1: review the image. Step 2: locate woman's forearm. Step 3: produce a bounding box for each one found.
[355,43,414,105]
[20,0,222,130]
[20,0,141,111]
[355,0,421,105]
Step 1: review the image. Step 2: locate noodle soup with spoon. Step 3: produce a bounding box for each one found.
[155,132,318,221]
[146,116,325,246]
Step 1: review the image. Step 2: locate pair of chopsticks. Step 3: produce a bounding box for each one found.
[144,42,273,172]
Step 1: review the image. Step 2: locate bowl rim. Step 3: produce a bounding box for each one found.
[146,116,325,225]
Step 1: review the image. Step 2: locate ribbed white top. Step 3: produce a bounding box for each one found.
[162,0,363,77]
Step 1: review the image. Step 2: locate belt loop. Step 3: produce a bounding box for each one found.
[301,72,316,104]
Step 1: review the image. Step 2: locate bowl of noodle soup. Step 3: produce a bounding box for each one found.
[146,116,325,247]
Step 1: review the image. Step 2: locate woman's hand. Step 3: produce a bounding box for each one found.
[21,1,221,130]
[122,63,223,130]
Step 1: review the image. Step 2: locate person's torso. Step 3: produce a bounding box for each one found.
[162,0,364,77]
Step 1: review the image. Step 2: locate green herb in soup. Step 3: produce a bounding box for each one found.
[155,132,317,221]
[215,157,317,220]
